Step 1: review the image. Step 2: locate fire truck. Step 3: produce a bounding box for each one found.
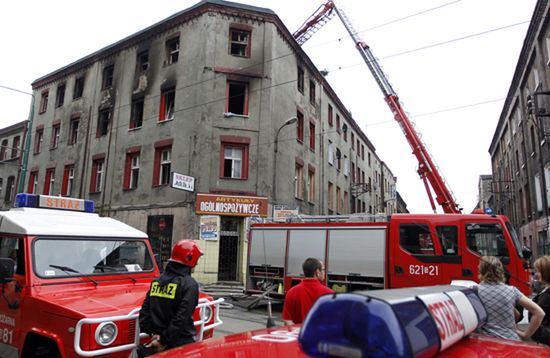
[0,193,223,358]
[246,213,531,298]
[246,1,532,298]
[150,285,550,357]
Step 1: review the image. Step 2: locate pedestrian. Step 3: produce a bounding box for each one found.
[137,240,203,357]
[477,255,544,341]
[282,257,333,325]
[531,255,550,345]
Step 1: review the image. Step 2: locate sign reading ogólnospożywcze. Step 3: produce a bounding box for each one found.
[195,193,268,217]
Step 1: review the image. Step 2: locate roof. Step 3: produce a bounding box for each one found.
[0,207,146,237]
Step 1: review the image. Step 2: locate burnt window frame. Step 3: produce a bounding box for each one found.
[229,28,251,57]
[101,65,114,90]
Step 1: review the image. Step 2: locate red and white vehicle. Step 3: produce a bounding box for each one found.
[246,213,531,297]
[151,285,550,357]
[0,193,223,358]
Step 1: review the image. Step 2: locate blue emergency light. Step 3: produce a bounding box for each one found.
[298,286,487,358]
[15,193,95,213]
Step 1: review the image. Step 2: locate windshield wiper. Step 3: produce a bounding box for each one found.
[49,264,98,286]
[93,264,137,283]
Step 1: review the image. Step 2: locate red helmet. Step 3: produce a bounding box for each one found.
[170,240,204,267]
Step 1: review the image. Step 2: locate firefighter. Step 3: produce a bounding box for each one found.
[137,240,203,357]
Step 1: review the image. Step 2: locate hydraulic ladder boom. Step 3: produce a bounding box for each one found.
[293,1,461,214]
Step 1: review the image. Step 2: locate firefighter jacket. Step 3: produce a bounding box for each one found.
[139,261,199,347]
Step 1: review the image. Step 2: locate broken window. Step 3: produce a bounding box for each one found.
[137,50,149,72]
[159,88,175,121]
[97,109,111,137]
[73,76,85,99]
[130,98,144,129]
[34,128,44,154]
[229,28,250,57]
[297,67,304,93]
[51,124,60,149]
[69,117,79,145]
[165,37,179,65]
[309,79,316,104]
[226,81,248,116]
[56,82,65,107]
[102,65,114,89]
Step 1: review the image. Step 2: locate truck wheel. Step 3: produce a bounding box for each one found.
[22,334,61,358]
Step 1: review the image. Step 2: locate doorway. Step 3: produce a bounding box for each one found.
[218,217,240,281]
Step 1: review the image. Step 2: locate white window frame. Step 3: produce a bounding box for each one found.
[160,149,171,185]
[95,161,104,192]
[224,147,243,178]
[130,155,140,189]
[67,167,74,196]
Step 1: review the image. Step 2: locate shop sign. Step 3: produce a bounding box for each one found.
[171,172,195,192]
[196,193,268,217]
[273,205,299,222]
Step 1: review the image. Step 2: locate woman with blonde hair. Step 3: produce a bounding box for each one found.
[532,255,550,345]
[477,255,544,341]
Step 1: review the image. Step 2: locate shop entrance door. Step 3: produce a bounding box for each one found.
[218,217,240,281]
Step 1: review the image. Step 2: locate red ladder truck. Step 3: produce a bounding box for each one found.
[246,1,531,299]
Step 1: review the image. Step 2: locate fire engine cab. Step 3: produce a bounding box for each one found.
[247,213,531,298]
[0,193,223,358]
[148,285,550,357]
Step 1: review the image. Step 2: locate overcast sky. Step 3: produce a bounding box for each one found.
[0,0,537,213]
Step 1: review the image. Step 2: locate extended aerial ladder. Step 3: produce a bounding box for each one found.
[293,1,461,214]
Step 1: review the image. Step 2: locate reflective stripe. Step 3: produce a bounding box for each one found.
[150,282,177,299]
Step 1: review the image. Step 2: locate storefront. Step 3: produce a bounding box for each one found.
[194,193,268,283]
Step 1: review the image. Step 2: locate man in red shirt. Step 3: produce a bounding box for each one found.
[282,258,333,324]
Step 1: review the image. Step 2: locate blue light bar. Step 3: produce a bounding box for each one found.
[14,193,95,213]
[299,286,485,358]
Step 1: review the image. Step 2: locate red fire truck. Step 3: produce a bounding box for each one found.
[0,193,223,358]
[246,213,531,297]
[151,285,550,357]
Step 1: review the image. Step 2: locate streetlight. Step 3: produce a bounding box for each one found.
[272,116,297,203]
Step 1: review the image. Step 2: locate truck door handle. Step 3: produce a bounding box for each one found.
[395,265,403,274]
[462,268,473,277]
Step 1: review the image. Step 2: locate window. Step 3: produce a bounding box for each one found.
[344,191,349,213]
[328,181,334,212]
[294,66,304,94]
[328,104,333,126]
[436,226,458,255]
[362,145,365,161]
[34,128,44,154]
[73,76,85,100]
[309,121,315,151]
[130,98,144,129]
[27,171,38,194]
[351,133,355,149]
[39,90,49,114]
[0,179,2,198]
[466,223,509,258]
[153,144,172,186]
[165,36,180,65]
[336,114,341,133]
[222,147,243,178]
[0,139,7,160]
[226,81,248,116]
[531,125,537,155]
[11,136,20,159]
[159,87,175,121]
[5,176,15,203]
[137,50,149,72]
[328,141,334,166]
[43,168,55,195]
[97,109,111,137]
[229,28,250,57]
[336,148,341,171]
[308,167,315,203]
[297,111,304,143]
[309,79,316,104]
[124,152,140,190]
[295,161,304,199]
[343,125,348,141]
[101,65,114,89]
[368,152,371,166]
[51,124,60,149]
[343,155,349,177]
[56,82,66,107]
[62,165,75,196]
[90,158,105,193]
[69,117,79,145]
[400,224,435,255]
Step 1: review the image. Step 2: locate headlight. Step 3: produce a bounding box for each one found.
[95,322,118,346]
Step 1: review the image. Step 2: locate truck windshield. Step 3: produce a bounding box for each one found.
[466,223,509,258]
[33,238,154,278]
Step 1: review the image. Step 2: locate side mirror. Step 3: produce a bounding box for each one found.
[0,258,15,284]
[522,246,533,260]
